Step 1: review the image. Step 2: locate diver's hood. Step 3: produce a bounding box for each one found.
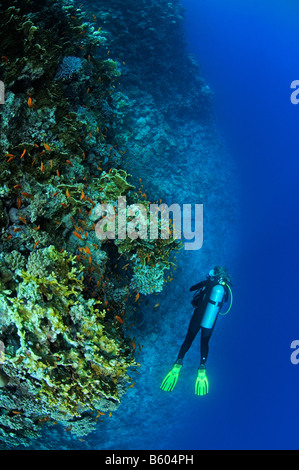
[208,269,225,284]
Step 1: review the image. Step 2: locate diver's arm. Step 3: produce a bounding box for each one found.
[190,280,205,292]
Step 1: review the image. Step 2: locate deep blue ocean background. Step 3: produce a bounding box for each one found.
[176,0,299,449]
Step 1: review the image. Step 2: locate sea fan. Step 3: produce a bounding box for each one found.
[55,56,83,80]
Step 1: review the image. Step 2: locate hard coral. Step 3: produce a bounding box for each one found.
[0,246,135,446]
[130,262,169,295]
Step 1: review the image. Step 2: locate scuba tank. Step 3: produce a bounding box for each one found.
[200,283,225,329]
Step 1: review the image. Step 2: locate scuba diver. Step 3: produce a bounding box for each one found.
[160,265,233,396]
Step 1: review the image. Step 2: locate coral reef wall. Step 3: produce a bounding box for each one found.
[0,0,181,448]
[92,0,212,121]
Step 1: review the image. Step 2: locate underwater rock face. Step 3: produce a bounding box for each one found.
[0,0,182,448]
[93,0,213,121]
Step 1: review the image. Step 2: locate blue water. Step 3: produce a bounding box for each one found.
[177,0,299,449]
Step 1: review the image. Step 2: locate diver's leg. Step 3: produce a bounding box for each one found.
[200,327,213,366]
[176,309,201,363]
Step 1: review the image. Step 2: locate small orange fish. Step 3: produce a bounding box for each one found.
[128,382,135,388]
[73,231,83,240]
[28,97,33,108]
[43,143,51,151]
[135,292,140,302]
[7,156,15,162]
[6,235,12,241]
[33,240,39,249]
[13,228,22,233]
[17,197,21,209]
[87,197,95,206]
[1,55,8,64]
[21,192,33,199]
[80,190,85,201]
[60,203,67,207]
[153,303,160,308]
[52,192,59,197]
[32,157,37,166]
[41,161,44,172]
[50,159,53,169]
[66,188,70,198]
[33,225,40,230]
[20,149,26,159]
[66,159,73,167]
[85,246,91,255]
[19,217,27,224]
[115,315,123,324]
[13,184,22,189]
[56,170,60,177]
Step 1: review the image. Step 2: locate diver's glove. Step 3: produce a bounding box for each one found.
[160,362,182,392]
[195,365,209,396]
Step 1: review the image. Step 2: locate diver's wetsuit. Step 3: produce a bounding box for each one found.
[177,279,229,366]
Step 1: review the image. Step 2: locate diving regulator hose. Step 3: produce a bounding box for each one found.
[218,282,233,316]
